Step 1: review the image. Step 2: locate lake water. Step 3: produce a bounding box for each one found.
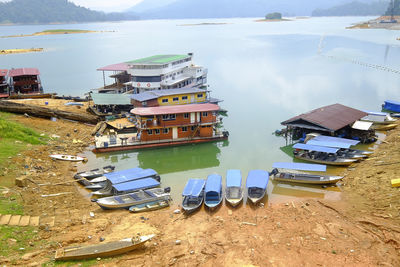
[2,17,400,203]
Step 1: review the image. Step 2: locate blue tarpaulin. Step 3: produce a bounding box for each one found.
[383,100,400,112]
[272,162,326,172]
[226,169,242,188]
[293,143,339,153]
[246,170,269,189]
[205,174,222,193]
[307,139,352,149]
[113,178,160,193]
[312,135,360,145]
[105,168,158,184]
[182,179,206,197]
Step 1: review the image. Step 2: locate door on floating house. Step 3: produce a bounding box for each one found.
[190,112,195,123]
[196,112,200,122]
[172,127,178,139]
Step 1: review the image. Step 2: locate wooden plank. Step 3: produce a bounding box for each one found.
[19,216,31,226]
[0,214,12,225]
[8,215,21,226]
[29,216,40,226]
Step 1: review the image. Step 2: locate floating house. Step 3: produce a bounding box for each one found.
[93,103,228,152]
[8,68,43,96]
[96,53,207,94]
[281,103,376,143]
[130,87,219,107]
[0,69,8,98]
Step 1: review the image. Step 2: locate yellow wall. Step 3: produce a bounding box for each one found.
[157,92,206,106]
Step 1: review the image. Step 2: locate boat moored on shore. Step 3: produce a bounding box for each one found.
[246,170,269,204]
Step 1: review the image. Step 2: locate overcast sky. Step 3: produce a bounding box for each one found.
[0,0,144,12]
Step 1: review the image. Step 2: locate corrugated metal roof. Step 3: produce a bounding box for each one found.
[293,143,339,153]
[306,139,352,149]
[113,177,160,192]
[131,88,208,102]
[0,69,8,76]
[131,103,220,116]
[8,68,40,77]
[272,162,327,172]
[97,63,130,72]
[91,93,132,105]
[246,170,269,189]
[281,104,367,132]
[312,135,360,145]
[352,121,373,130]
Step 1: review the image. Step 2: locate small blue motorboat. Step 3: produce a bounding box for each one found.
[246,170,269,204]
[225,169,243,207]
[204,174,223,210]
[182,179,206,214]
[383,100,400,112]
[92,177,160,197]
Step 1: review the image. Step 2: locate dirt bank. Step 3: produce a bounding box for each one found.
[1,115,399,266]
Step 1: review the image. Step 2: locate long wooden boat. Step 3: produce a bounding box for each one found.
[246,170,269,204]
[129,199,170,213]
[204,174,223,210]
[372,123,397,131]
[225,169,243,207]
[182,179,206,214]
[54,234,155,261]
[95,188,170,210]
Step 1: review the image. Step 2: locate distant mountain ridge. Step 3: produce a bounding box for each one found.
[312,1,389,16]
[126,0,379,19]
[0,0,137,24]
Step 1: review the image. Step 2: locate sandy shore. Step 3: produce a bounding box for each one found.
[0,114,399,266]
[0,48,43,55]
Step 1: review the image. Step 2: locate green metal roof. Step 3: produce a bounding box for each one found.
[91,93,132,105]
[126,55,190,65]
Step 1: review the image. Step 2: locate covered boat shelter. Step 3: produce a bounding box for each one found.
[281,103,375,143]
[90,92,133,115]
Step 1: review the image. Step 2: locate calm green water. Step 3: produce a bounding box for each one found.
[1,17,400,203]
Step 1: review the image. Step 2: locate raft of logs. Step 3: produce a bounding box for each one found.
[0,100,99,124]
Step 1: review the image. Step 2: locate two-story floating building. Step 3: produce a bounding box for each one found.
[8,68,43,96]
[0,69,8,98]
[96,53,208,94]
[93,103,228,153]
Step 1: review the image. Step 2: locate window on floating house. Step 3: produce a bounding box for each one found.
[197,94,203,98]
[162,115,169,120]
[162,99,168,103]
[170,114,176,120]
[191,126,196,131]
[147,130,153,135]
[173,97,179,102]
[182,96,188,100]
[202,112,208,117]
[181,126,188,132]
[184,113,189,119]
[155,129,160,134]
[163,128,169,134]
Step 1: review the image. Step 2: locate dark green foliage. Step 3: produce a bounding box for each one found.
[312,1,388,16]
[0,0,137,24]
[265,12,282,19]
[385,0,400,15]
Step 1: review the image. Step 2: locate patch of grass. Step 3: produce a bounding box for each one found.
[0,194,24,215]
[0,225,39,257]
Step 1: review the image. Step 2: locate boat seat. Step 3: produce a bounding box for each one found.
[130,194,141,201]
[144,190,156,198]
[114,196,124,204]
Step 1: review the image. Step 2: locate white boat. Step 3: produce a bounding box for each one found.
[50,154,85,162]
[225,169,243,207]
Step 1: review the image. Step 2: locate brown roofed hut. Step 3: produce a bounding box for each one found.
[281,103,376,143]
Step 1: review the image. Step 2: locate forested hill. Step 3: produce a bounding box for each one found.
[0,0,136,24]
[312,1,389,16]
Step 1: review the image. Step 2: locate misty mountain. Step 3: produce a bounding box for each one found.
[312,1,389,16]
[126,0,178,13]
[126,0,379,19]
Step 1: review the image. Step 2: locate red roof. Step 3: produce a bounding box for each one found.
[8,68,40,77]
[131,103,220,116]
[97,63,130,72]
[0,69,8,76]
[281,103,367,132]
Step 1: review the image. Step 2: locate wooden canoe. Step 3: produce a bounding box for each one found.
[54,234,155,261]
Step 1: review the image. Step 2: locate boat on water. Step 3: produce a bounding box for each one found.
[271,162,343,185]
[92,177,160,197]
[181,178,206,214]
[204,174,223,210]
[362,111,397,125]
[246,170,269,204]
[372,123,397,131]
[74,165,115,180]
[89,168,159,192]
[305,139,368,159]
[129,199,170,213]
[293,143,358,166]
[95,187,170,210]
[382,100,400,113]
[50,154,85,162]
[54,234,155,261]
[225,169,243,207]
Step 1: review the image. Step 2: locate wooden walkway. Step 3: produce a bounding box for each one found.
[0,214,55,227]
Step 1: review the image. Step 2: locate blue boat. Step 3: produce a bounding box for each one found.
[85,167,144,190]
[383,100,400,112]
[246,170,269,204]
[225,170,243,207]
[305,140,368,159]
[204,174,223,210]
[92,168,161,196]
[182,179,206,214]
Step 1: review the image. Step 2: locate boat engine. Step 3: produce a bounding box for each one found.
[270,168,279,176]
[164,187,171,193]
